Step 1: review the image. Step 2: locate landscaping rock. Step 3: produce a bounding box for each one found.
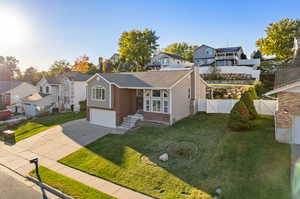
[159,153,168,161]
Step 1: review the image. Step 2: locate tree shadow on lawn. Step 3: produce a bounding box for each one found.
[60,113,291,199]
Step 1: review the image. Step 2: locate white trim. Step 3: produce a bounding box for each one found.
[86,73,111,85]
[265,81,300,96]
[169,89,173,124]
[91,85,106,101]
[109,84,112,108]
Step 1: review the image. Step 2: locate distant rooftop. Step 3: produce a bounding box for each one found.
[216,47,242,53]
[0,80,23,93]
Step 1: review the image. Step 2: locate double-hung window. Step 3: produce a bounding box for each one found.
[92,86,105,101]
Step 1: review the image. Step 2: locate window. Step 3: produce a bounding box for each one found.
[46,86,49,93]
[92,86,105,101]
[161,58,169,65]
[152,90,161,97]
[39,86,42,93]
[145,99,150,111]
[152,100,161,112]
[145,90,151,97]
[163,100,168,113]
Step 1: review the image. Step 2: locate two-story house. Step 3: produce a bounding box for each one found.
[147,52,193,70]
[22,72,91,115]
[194,45,261,80]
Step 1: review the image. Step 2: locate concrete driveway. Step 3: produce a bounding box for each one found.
[13,119,126,161]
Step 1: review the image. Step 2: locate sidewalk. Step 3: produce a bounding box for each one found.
[0,124,152,199]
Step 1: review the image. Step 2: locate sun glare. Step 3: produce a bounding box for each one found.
[0,8,29,48]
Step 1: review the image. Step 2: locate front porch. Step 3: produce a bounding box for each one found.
[117,88,171,128]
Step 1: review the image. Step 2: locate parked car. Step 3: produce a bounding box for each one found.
[0,109,11,121]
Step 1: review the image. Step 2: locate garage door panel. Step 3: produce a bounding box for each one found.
[90,108,116,128]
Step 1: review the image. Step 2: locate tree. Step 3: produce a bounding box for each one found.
[0,56,19,80]
[87,63,99,75]
[101,60,114,73]
[49,60,71,76]
[71,55,90,73]
[240,91,258,120]
[251,50,263,60]
[240,53,247,59]
[22,67,42,85]
[228,101,250,131]
[163,42,197,62]
[118,29,159,71]
[256,18,300,60]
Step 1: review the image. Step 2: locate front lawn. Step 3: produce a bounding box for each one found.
[59,113,291,199]
[29,166,115,199]
[14,112,85,141]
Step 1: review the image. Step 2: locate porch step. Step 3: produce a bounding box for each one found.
[120,114,144,129]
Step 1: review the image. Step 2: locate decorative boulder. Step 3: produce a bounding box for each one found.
[159,153,168,161]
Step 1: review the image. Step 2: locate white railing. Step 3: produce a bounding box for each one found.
[238,59,260,67]
[198,99,278,115]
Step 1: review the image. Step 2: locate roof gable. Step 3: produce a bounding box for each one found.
[89,70,193,89]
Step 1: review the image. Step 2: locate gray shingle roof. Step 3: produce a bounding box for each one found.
[65,71,92,81]
[216,47,242,53]
[160,52,185,60]
[0,80,23,93]
[45,76,63,84]
[98,70,192,88]
[274,66,300,89]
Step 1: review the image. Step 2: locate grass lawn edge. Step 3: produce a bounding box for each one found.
[29,166,115,199]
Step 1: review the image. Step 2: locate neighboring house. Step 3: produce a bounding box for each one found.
[25,72,91,113]
[194,45,261,80]
[265,37,300,144]
[86,69,207,128]
[147,52,193,70]
[110,53,119,64]
[0,80,37,111]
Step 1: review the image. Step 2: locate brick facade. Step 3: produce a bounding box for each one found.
[276,92,300,128]
[113,86,137,125]
[143,112,170,124]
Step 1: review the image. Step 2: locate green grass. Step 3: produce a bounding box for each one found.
[14,112,86,142]
[59,113,291,199]
[29,166,115,199]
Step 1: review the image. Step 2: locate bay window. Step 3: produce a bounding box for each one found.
[144,89,169,114]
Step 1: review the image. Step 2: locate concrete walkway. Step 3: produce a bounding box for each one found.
[0,119,152,199]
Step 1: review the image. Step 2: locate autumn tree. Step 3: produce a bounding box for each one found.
[118,29,159,71]
[163,42,197,62]
[71,55,90,73]
[256,18,300,60]
[49,60,71,76]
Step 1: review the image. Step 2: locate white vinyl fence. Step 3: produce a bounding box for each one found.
[198,99,277,115]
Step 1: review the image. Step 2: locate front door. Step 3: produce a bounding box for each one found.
[136,90,143,113]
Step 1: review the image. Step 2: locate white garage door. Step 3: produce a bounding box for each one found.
[293,116,300,144]
[90,108,116,128]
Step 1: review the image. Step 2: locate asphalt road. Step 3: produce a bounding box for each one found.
[0,169,44,199]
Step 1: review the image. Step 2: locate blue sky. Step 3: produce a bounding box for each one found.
[1,0,299,71]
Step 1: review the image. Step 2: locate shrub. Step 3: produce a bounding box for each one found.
[79,100,86,111]
[228,101,250,131]
[248,87,258,100]
[240,91,258,120]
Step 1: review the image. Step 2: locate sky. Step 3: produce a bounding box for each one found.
[0,0,299,71]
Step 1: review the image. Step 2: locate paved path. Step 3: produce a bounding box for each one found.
[0,119,152,199]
